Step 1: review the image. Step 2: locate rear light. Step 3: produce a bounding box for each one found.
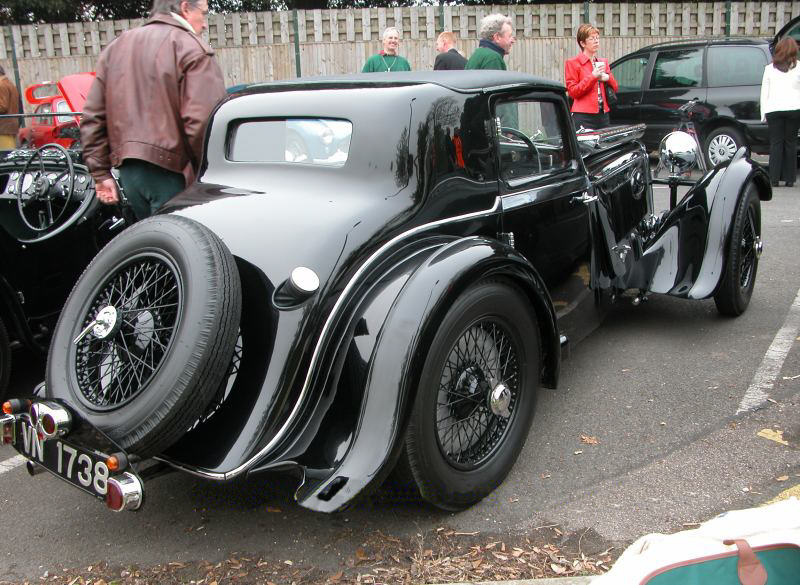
[4,399,31,414]
[106,473,143,512]
[105,452,129,473]
[1,417,14,444]
[28,402,72,439]
[41,414,56,436]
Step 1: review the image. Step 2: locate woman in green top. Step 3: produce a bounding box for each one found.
[466,14,515,71]
[362,27,412,73]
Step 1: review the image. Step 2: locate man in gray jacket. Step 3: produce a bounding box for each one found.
[81,0,226,220]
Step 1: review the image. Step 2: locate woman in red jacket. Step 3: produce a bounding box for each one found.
[565,24,618,130]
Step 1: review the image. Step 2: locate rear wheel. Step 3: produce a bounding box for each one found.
[714,183,761,316]
[402,279,539,511]
[704,126,744,167]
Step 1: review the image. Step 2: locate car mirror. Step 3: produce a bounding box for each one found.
[659,131,698,175]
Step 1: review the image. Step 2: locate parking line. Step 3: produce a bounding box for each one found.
[737,287,800,413]
[0,454,26,475]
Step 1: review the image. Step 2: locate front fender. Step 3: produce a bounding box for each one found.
[296,236,558,512]
[633,149,769,299]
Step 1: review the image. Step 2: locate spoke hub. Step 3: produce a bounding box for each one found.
[92,306,119,340]
[488,382,512,418]
[753,235,763,258]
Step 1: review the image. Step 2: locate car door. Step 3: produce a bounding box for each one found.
[609,52,650,126]
[705,44,769,145]
[494,93,599,344]
[639,47,707,150]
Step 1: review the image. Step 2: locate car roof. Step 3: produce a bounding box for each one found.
[233,70,565,95]
[630,37,770,54]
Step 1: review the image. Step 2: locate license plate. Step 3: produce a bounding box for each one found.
[12,419,110,501]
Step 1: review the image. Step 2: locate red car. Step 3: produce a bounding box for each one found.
[16,72,95,149]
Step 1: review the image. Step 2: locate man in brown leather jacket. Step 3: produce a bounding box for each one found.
[0,64,20,150]
[81,0,226,220]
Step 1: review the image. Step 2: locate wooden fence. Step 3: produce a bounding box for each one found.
[2,2,799,112]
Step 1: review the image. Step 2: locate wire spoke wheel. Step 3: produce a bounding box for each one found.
[738,204,757,290]
[47,215,242,457]
[436,320,519,469]
[714,182,760,316]
[74,254,181,410]
[402,279,539,511]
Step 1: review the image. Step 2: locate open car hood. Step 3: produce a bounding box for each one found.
[58,72,96,113]
[24,72,95,113]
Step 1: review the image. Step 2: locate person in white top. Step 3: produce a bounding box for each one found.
[760,37,800,187]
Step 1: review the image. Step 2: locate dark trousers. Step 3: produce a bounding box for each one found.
[572,111,609,130]
[766,110,800,185]
[118,159,186,221]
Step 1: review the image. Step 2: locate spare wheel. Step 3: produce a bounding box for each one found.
[46,215,242,457]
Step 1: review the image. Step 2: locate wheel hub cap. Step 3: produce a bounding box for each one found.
[753,235,763,258]
[91,306,118,340]
[488,383,512,418]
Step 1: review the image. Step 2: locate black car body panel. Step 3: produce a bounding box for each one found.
[2,71,770,513]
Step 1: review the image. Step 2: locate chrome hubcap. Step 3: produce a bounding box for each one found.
[91,306,118,339]
[488,383,512,418]
[708,135,737,165]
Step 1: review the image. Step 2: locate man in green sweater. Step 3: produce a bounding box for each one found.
[362,27,412,73]
[466,14,515,70]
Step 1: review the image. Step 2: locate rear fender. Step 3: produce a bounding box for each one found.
[295,236,558,512]
[633,148,769,298]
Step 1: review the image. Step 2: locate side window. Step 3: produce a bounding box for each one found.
[496,100,573,184]
[228,118,352,166]
[650,49,703,89]
[611,56,649,91]
[707,46,767,87]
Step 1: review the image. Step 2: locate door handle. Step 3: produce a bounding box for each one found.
[571,193,598,205]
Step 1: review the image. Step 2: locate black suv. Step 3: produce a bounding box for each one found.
[610,38,771,166]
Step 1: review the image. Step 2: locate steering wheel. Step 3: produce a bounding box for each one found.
[14,144,96,242]
[500,127,541,174]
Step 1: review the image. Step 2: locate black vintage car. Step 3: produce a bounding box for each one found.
[1,71,770,513]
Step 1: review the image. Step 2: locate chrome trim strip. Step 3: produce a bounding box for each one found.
[158,197,503,481]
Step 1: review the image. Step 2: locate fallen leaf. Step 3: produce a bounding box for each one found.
[355,548,369,561]
[777,475,789,481]
[472,559,483,569]
[551,563,566,574]
[757,429,789,445]
[580,434,599,445]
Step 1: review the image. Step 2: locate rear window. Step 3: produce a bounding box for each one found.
[707,46,767,87]
[228,118,352,167]
[650,49,703,89]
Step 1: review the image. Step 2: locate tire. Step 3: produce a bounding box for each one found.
[704,126,744,168]
[401,279,540,511]
[714,183,761,316]
[0,316,10,403]
[46,215,242,456]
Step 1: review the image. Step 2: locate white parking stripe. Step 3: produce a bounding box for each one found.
[737,288,800,413]
[0,454,26,475]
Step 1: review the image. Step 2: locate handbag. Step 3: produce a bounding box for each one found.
[592,497,800,585]
[604,83,618,107]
